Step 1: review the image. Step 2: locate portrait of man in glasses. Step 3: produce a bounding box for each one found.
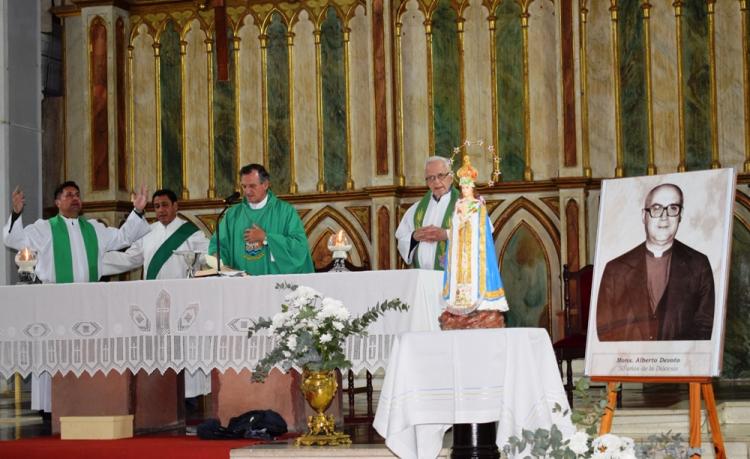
[595,183,715,342]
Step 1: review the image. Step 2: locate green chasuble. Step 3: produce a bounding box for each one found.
[209,191,314,275]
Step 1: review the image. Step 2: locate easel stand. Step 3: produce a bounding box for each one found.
[591,376,726,459]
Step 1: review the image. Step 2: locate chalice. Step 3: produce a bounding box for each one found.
[173,250,204,278]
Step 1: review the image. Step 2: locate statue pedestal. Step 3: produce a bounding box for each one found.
[451,422,500,459]
[439,310,505,330]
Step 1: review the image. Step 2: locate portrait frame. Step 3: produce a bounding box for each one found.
[585,169,736,377]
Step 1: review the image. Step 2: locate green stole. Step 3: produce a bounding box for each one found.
[412,187,458,269]
[49,214,99,283]
[146,221,200,280]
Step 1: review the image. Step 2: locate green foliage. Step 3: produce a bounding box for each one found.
[502,378,690,458]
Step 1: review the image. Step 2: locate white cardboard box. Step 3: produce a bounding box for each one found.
[60,415,134,440]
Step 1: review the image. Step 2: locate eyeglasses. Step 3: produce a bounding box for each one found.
[644,204,682,218]
[425,172,452,183]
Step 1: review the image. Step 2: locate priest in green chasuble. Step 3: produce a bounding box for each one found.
[209,163,314,275]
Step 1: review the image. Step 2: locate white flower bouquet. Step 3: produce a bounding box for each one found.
[247,282,408,382]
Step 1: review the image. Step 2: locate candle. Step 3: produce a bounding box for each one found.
[335,230,345,246]
[19,247,32,261]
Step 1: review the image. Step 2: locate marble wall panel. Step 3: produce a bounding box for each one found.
[585,0,616,178]
[184,20,209,199]
[266,13,292,193]
[527,1,558,181]
[90,17,109,191]
[116,18,127,191]
[321,7,347,191]
[650,0,680,172]
[65,15,86,188]
[132,26,158,192]
[723,214,750,378]
[348,5,373,187]
[430,0,461,157]
[617,0,648,177]
[237,19,264,169]
[494,1,524,181]
[291,11,318,193]
[159,21,182,195]
[492,199,561,340]
[715,1,745,169]
[501,222,550,330]
[682,1,711,171]
[400,0,430,184]
[212,27,238,197]
[462,0,493,182]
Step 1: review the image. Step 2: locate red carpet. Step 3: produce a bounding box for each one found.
[0,435,268,459]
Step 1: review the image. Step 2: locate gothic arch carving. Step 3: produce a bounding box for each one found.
[498,220,553,333]
[491,196,560,259]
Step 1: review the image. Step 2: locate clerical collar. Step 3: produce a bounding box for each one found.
[646,244,673,258]
[432,189,452,203]
[248,194,268,210]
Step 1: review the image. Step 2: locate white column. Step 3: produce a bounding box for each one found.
[0,0,7,285]
[0,0,42,285]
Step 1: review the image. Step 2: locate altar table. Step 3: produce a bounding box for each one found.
[373,328,575,459]
[0,269,443,378]
[0,270,443,432]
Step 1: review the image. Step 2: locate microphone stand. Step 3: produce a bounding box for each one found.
[215,193,240,275]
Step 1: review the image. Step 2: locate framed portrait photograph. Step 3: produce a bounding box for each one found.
[585,169,736,377]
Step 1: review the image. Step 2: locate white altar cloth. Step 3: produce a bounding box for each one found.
[373,328,575,459]
[0,269,443,378]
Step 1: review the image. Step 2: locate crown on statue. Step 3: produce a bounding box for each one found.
[456,155,478,187]
[448,140,501,187]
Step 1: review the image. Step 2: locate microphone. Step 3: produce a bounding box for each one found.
[224,191,241,204]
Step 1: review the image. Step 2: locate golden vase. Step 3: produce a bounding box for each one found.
[295,368,351,446]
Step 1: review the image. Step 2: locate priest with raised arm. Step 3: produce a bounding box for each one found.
[208,163,314,275]
[3,180,151,413]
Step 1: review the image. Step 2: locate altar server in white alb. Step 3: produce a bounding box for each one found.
[102,189,209,280]
[395,156,458,270]
[102,188,211,398]
[3,180,151,413]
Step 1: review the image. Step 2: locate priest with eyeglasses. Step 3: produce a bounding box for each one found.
[395,156,458,270]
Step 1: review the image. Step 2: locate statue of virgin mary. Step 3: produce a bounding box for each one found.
[441,154,509,318]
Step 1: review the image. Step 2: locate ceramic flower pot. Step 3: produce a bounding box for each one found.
[296,368,351,446]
